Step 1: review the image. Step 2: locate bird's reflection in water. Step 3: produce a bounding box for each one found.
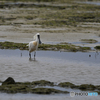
[95,50,99,59]
[29,58,37,62]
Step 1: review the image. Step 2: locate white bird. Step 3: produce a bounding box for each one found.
[27,33,42,59]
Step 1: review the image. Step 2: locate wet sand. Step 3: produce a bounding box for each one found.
[0,25,100,48]
[0,2,100,47]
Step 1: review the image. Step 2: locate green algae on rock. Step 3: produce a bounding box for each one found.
[0,77,100,94]
[79,84,96,90]
[31,80,54,86]
[58,82,76,88]
[31,88,68,94]
[95,46,100,50]
[0,41,91,52]
[58,82,98,91]
[0,41,28,50]
[0,77,68,94]
[81,39,98,43]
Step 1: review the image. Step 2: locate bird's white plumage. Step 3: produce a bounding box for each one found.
[29,41,38,53]
[27,33,41,59]
[33,33,40,40]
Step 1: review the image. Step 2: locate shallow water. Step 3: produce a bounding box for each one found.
[70,41,100,45]
[35,85,84,93]
[0,92,99,100]
[84,2,100,6]
[79,1,100,6]
[0,49,100,100]
[0,49,100,85]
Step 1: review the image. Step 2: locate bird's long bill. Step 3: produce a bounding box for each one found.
[38,35,42,44]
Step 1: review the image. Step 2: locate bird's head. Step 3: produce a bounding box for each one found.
[33,33,41,44]
[33,33,42,44]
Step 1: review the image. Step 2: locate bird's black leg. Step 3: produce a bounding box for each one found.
[29,52,31,59]
[34,51,36,59]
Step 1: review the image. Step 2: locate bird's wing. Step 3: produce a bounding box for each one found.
[33,41,37,47]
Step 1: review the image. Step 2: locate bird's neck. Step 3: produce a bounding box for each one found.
[36,37,39,44]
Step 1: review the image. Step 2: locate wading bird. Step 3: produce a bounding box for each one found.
[27,33,42,59]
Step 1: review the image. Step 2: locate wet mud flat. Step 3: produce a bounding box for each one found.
[1,0,100,47]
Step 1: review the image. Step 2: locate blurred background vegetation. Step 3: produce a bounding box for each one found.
[0,0,99,3]
[0,0,100,27]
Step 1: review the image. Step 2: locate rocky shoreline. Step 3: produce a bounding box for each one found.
[0,77,100,95]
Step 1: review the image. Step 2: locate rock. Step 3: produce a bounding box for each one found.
[58,82,76,88]
[32,80,54,86]
[2,77,16,85]
[31,88,69,94]
[96,91,100,95]
[96,85,100,90]
[0,80,99,94]
[79,84,96,90]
